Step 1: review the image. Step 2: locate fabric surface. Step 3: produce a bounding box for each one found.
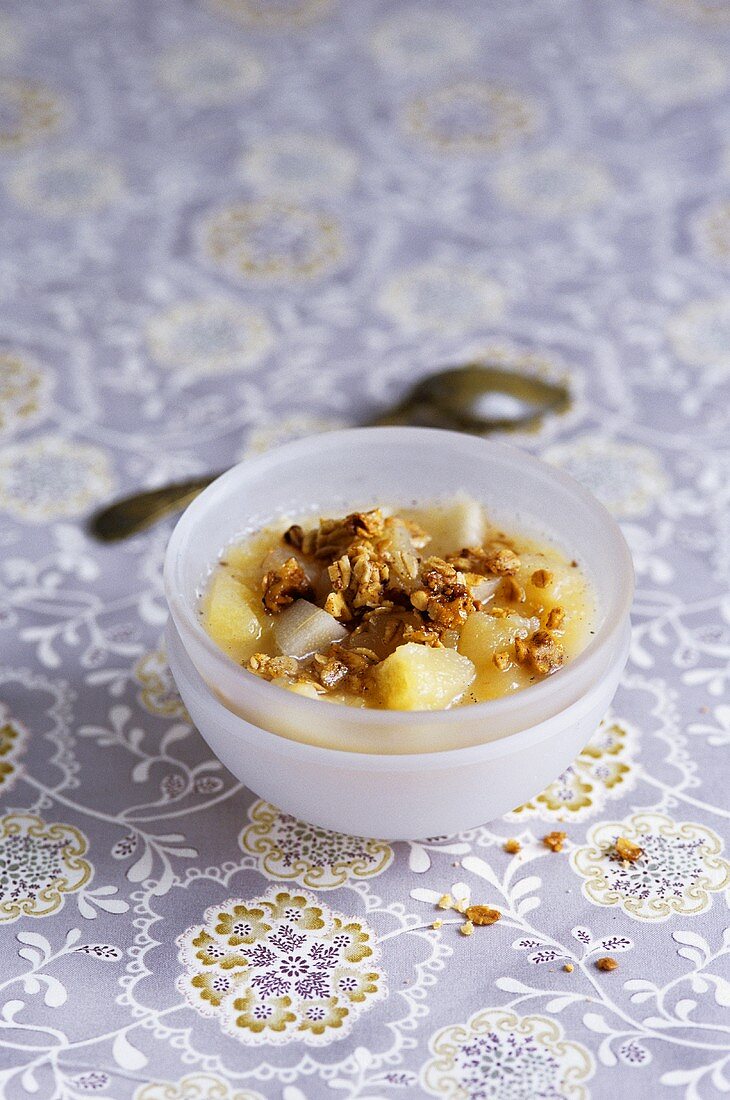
[1,1,729,1097]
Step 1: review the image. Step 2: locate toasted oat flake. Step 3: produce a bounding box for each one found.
[542,830,567,853]
[503,838,521,854]
[493,649,511,671]
[615,836,643,862]
[546,606,565,631]
[596,956,619,972]
[531,568,553,589]
[459,920,475,936]
[464,904,501,926]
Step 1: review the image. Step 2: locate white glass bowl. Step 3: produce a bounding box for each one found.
[164,427,634,838]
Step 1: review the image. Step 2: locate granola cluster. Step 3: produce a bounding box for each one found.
[245,506,568,702]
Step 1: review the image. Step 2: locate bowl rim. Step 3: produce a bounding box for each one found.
[164,426,634,731]
[166,615,631,768]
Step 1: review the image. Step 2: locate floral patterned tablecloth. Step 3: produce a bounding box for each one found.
[1,1,729,1097]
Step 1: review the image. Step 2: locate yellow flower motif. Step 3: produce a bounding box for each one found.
[297,994,348,1037]
[542,436,668,518]
[231,989,296,1035]
[240,800,393,889]
[199,200,345,283]
[0,79,67,149]
[0,352,52,438]
[510,717,638,822]
[190,967,247,1010]
[191,929,250,970]
[214,903,272,945]
[404,80,537,154]
[332,966,380,1003]
[133,648,189,719]
[0,813,92,922]
[0,435,115,522]
[177,885,385,1046]
[330,916,373,963]
[571,813,730,921]
[134,1072,265,1100]
[209,0,333,29]
[264,889,325,930]
[0,706,27,793]
[422,1008,594,1098]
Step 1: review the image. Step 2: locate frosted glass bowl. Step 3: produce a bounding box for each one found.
[164,427,634,838]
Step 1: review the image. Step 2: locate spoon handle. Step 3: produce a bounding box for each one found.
[88,472,224,543]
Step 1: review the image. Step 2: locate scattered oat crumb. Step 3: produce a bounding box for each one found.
[437,893,453,910]
[459,920,475,937]
[503,838,521,854]
[493,649,511,671]
[452,860,460,867]
[431,919,443,930]
[531,568,553,589]
[543,830,567,853]
[615,836,643,862]
[465,904,501,926]
[453,898,468,914]
[699,705,709,714]
[563,962,574,973]
[596,956,619,972]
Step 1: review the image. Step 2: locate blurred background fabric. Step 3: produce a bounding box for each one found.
[0,1,729,1096]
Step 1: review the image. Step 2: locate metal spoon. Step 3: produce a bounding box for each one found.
[88,364,570,542]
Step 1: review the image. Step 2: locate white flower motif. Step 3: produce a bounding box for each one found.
[494,150,613,217]
[421,1007,594,1098]
[158,39,264,106]
[378,263,505,335]
[238,133,358,199]
[8,150,124,217]
[370,10,477,75]
[177,886,386,1046]
[145,300,274,379]
[135,1073,264,1100]
[667,297,730,374]
[542,436,668,517]
[618,38,728,105]
[0,435,115,522]
[571,813,730,920]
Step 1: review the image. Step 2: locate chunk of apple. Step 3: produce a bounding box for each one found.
[458,611,538,669]
[374,642,476,710]
[205,570,265,663]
